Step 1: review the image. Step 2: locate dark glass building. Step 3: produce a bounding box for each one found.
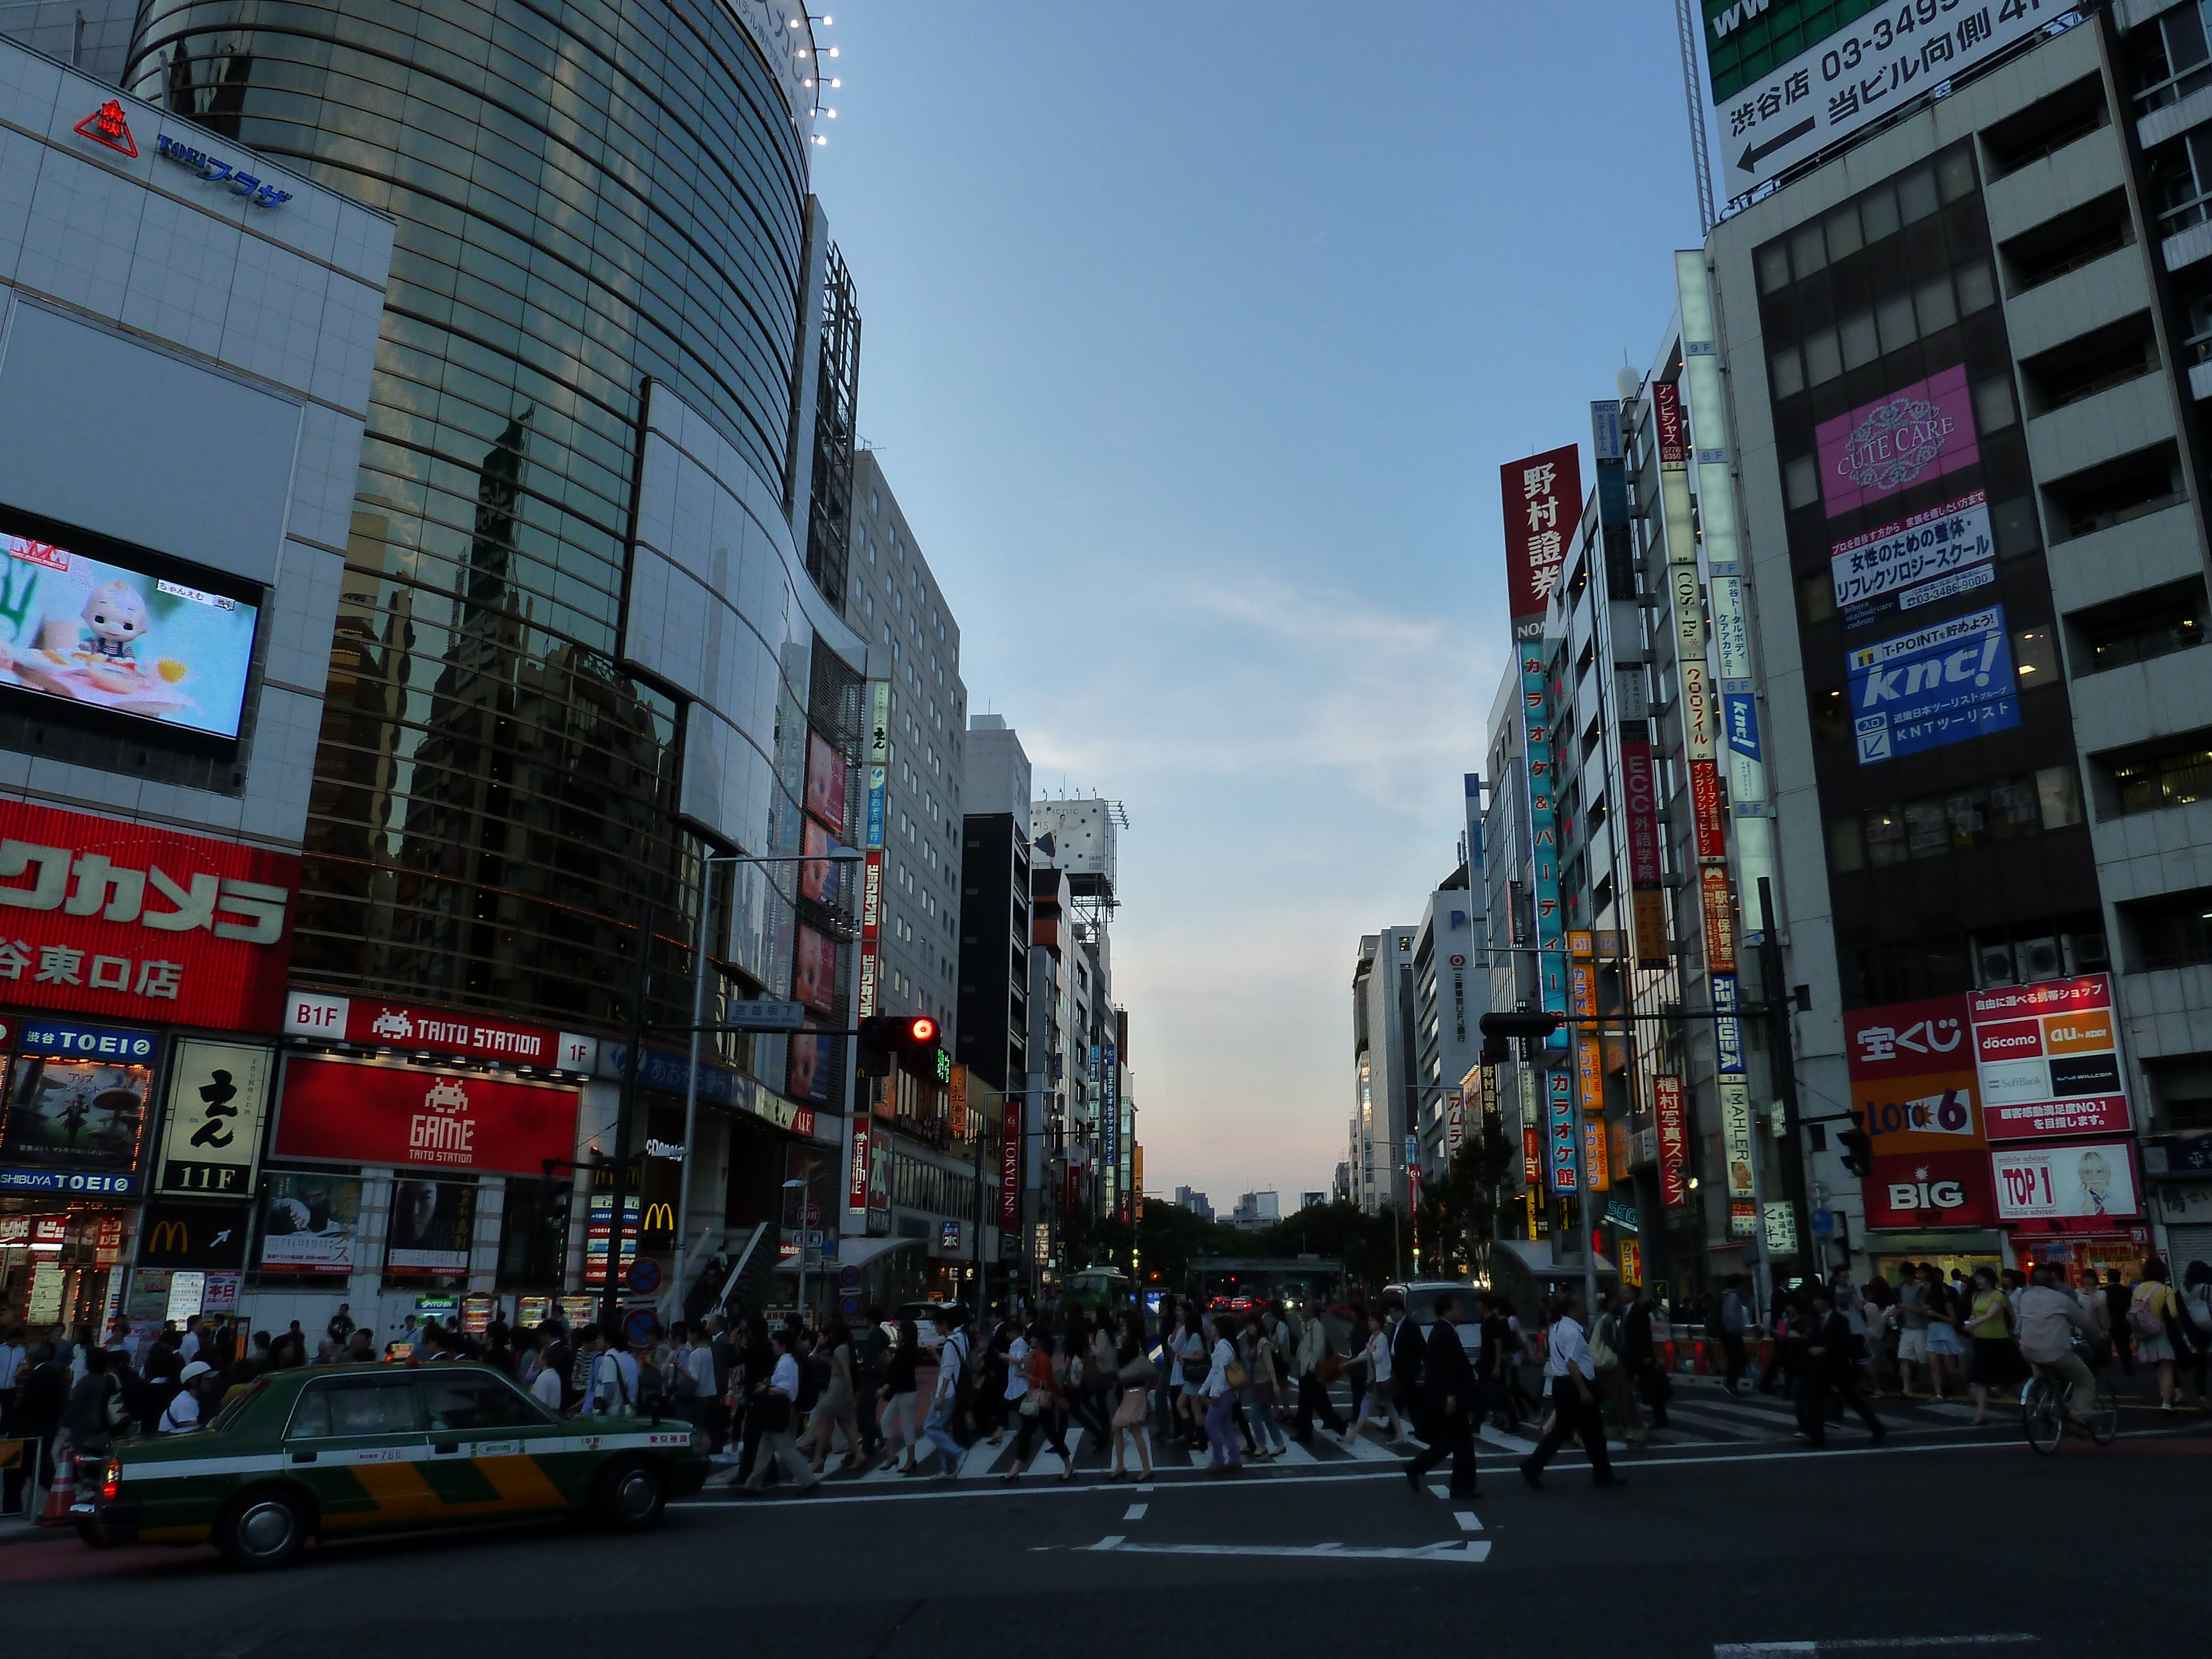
[122,0,860,1036]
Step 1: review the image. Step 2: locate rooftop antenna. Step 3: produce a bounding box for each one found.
[1674,0,1718,233]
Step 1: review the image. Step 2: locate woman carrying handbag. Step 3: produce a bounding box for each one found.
[1004,1324,1076,1483]
[1108,1311,1156,1480]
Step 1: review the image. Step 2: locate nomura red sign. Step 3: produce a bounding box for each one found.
[0,796,297,1031]
[273,1057,578,1177]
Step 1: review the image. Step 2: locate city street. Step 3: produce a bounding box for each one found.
[6,1395,2206,1657]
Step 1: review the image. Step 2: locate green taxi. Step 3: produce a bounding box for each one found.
[75,1360,709,1569]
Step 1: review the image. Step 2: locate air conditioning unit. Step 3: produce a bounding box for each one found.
[2016,936,2063,983]
[1976,942,2019,988]
[2066,930,2111,973]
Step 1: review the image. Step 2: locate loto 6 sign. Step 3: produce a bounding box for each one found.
[0,797,297,1030]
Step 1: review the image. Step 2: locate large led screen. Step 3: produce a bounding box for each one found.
[0,525,259,738]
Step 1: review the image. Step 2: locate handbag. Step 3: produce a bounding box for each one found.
[1019,1394,1041,1417]
[1223,1358,1249,1390]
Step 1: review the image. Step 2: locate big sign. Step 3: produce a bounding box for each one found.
[0,797,296,1030]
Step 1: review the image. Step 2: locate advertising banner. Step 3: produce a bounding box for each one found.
[1547,1067,1578,1194]
[0,523,260,739]
[1721,1078,1756,1201]
[857,849,883,1019]
[1444,1087,1465,1157]
[805,732,848,833]
[1817,365,1980,518]
[1849,604,2018,764]
[1832,491,1995,630]
[847,1115,870,1214]
[258,1170,361,1274]
[948,1062,967,1139]
[1969,974,2131,1143]
[281,990,592,1071]
[385,1178,477,1275]
[1655,1074,1689,1207]
[1991,1140,2141,1222]
[1682,659,1717,760]
[1691,759,1728,860]
[1713,973,1745,1077]
[1700,865,1738,974]
[1520,641,1569,1042]
[0,797,298,1030]
[136,1197,250,1269]
[1865,1148,1998,1230]
[273,1057,580,1177]
[1583,1113,1610,1192]
[799,818,843,907]
[1000,1097,1020,1228]
[0,1019,155,1194]
[792,924,837,1016]
[1715,7,2056,199]
[1845,992,1983,1152]
[1622,740,1662,886]
[156,1039,273,1199]
[1501,445,1582,635]
[1522,1124,1541,1186]
[1634,890,1668,969]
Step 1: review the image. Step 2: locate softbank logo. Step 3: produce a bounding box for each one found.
[1710,0,1772,40]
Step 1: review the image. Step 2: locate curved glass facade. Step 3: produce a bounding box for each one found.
[122,0,828,1031]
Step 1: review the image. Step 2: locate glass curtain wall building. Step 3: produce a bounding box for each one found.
[121,0,861,1052]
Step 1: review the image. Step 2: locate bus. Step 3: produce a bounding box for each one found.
[1061,1266,1134,1317]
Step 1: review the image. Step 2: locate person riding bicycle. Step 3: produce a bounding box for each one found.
[2018,1263,2101,1428]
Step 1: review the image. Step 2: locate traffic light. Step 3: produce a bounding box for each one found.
[1839,1110,1875,1177]
[857,1014,941,1078]
[1478,1011,1566,1041]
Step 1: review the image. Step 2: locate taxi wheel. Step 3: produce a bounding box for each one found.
[590,1458,666,1533]
[216,1489,311,1571]
[75,1520,113,1549]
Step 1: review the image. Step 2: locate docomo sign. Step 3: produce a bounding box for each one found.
[1969,974,2132,1144]
[273,1056,579,1177]
[283,990,594,1071]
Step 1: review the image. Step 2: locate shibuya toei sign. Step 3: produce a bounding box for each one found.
[0,797,296,1030]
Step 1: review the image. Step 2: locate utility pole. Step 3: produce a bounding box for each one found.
[1758,879,1817,1283]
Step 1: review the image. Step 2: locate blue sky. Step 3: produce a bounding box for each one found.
[814,2,1709,1206]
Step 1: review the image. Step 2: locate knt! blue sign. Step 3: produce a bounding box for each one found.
[1849,604,2018,765]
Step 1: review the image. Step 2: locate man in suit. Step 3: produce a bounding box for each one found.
[1405,1293,1479,1498]
[1388,1295,1426,1426]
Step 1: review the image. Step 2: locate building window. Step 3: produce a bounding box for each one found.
[2067,579,2206,675]
[2122,886,2212,971]
[2107,734,2212,816]
[2131,2,2212,112]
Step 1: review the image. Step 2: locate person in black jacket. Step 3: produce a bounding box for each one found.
[1387,1296,1426,1437]
[1623,1291,1670,1431]
[6,1343,67,1515]
[1799,1285,1886,1447]
[1404,1293,1479,1498]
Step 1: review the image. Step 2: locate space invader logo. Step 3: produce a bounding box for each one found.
[408,1077,475,1163]
[75,100,139,159]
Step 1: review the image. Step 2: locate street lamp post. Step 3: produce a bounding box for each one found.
[781,1174,819,1322]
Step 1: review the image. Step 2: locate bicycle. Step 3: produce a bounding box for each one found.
[2021,1341,2118,1455]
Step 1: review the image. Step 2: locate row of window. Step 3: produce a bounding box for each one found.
[1826,764,2083,873]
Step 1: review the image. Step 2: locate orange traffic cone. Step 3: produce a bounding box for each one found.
[37,1443,76,1526]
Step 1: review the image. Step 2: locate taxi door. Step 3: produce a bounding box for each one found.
[414,1369,575,1520]
[280,1373,435,1533]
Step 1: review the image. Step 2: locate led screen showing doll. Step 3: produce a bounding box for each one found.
[0,529,259,738]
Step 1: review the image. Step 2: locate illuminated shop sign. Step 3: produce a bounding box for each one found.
[154,133,293,208]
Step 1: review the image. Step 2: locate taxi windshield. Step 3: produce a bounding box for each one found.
[207,1375,272,1431]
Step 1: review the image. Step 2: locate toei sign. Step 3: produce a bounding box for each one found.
[272,1056,580,1177]
[0,797,297,1030]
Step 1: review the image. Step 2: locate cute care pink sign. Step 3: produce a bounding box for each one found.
[1815,364,1980,518]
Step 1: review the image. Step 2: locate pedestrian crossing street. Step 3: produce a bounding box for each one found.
[708,1381,1990,1489]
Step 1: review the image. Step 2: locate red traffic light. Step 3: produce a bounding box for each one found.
[907,1016,937,1045]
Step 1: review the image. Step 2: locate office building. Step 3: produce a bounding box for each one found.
[1703,5,2212,1283]
[1409,867,1480,1198]
[1349,926,1418,1212]
[107,0,872,1329]
[1173,1186,1213,1222]
[0,40,392,1332]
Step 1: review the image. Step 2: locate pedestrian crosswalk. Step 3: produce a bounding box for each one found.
[705,1380,1997,1490]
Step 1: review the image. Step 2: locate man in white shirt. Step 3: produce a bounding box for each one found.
[742,1329,820,1493]
[1520,1291,1623,1490]
[2017,1264,2099,1426]
[583,1328,640,1417]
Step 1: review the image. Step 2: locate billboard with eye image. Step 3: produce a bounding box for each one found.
[0,518,259,739]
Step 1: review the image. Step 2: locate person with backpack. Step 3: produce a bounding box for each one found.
[582,1326,640,1416]
[917,1308,969,1478]
[2181,1261,2212,1410]
[2130,1256,2189,1411]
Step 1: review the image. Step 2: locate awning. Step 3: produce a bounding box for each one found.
[773,1235,920,1272]
[1861,1229,2005,1253]
[1491,1238,1617,1280]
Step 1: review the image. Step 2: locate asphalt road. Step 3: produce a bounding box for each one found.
[6,1407,2206,1658]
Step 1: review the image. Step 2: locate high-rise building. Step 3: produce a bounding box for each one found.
[0,39,392,1332]
[1032,797,1127,1222]
[108,1,874,1328]
[1349,926,1418,1213]
[1699,6,2212,1284]
[1410,868,1479,1198]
